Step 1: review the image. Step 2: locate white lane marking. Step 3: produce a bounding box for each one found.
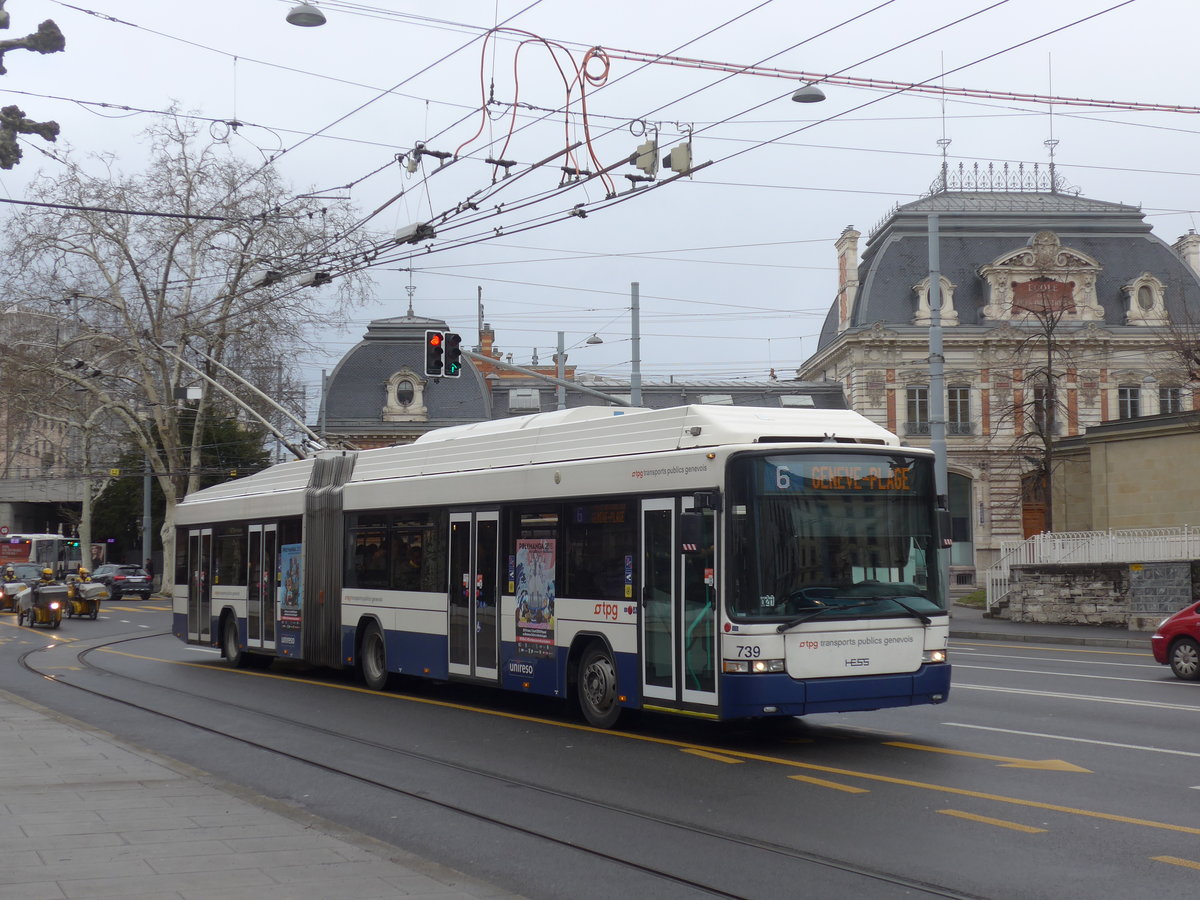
[189,647,220,654]
[954,682,1200,712]
[953,663,1176,685]
[943,722,1200,759]
[955,651,1160,669]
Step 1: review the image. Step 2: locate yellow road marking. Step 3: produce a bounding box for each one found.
[885,741,1092,773]
[939,809,1046,833]
[0,620,75,640]
[789,774,869,794]
[97,647,1200,837]
[681,748,743,764]
[1153,856,1200,871]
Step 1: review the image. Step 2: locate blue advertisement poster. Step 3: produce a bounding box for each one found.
[515,538,555,659]
[278,543,303,658]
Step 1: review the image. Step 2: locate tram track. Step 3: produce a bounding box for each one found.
[19,631,986,900]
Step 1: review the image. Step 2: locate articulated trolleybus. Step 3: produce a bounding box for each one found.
[173,405,950,727]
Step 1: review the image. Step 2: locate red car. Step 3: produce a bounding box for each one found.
[1152,602,1200,680]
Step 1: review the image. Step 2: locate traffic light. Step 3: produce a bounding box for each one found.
[424,330,444,376]
[662,141,692,174]
[633,139,658,176]
[444,333,463,377]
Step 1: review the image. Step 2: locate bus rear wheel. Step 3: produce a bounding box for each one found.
[360,624,388,691]
[222,616,248,669]
[577,643,622,729]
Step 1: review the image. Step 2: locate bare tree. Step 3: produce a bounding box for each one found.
[0,1,65,169]
[0,115,372,589]
[986,281,1078,535]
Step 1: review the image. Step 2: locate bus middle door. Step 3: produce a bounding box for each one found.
[448,511,499,681]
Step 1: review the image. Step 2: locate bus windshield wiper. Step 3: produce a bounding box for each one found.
[850,594,934,626]
[776,600,878,634]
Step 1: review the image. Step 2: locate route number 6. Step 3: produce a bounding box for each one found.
[775,465,792,490]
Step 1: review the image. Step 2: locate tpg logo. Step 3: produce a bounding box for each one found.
[594,602,620,621]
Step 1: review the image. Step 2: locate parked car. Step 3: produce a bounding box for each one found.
[1151,602,1200,680]
[91,564,153,601]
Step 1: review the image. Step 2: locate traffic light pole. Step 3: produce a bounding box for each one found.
[458,347,634,406]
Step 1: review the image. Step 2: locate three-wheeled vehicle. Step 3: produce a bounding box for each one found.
[0,572,20,612]
[16,571,65,629]
[65,570,107,619]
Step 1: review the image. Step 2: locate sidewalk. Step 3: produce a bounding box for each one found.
[0,690,522,900]
[950,602,1155,650]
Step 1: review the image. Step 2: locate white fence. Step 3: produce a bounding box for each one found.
[985,526,1200,612]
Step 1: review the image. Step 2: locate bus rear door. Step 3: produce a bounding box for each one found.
[639,498,718,714]
[186,528,213,644]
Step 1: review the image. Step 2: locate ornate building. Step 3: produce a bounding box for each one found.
[318,315,846,450]
[799,165,1200,586]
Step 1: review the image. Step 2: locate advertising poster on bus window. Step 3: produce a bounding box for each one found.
[278,543,303,658]
[515,539,555,659]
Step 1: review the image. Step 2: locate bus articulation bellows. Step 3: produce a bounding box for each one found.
[173,405,951,727]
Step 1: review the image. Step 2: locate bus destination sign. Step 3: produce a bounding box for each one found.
[765,460,914,494]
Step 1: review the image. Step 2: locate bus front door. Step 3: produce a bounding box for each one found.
[640,498,718,712]
[186,528,213,644]
[448,511,499,681]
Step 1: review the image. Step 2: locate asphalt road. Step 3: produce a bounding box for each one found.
[3,603,1198,900]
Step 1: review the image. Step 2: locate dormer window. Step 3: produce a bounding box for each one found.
[912,275,959,326]
[1123,273,1166,325]
[382,367,428,422]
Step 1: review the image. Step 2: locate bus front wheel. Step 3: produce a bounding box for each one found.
[360,624,388,691]
[577,643,622,729]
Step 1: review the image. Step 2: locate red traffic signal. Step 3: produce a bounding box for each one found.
[424,330,444,375]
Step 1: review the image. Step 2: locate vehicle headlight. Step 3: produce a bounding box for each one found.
[723,658,785,674]
[49,602,60,610]
[922,649,947,664]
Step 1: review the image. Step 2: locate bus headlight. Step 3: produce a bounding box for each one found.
[723,659,785,674]
[922,649,947,664]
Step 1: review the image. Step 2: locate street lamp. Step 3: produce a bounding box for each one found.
[791,82,826,103]
[286,3,326,27]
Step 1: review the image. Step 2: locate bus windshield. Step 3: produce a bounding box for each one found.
[728,452,943,623]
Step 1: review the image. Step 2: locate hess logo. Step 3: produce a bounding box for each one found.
[594,603,620,621]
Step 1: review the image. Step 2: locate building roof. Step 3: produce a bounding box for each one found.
[318,314,490,435]
[816,187,1200,350]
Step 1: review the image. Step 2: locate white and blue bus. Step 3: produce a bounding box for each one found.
[172,405,951,727]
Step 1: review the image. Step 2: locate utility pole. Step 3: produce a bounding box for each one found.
[928,214,951,593]
[631,282,643,407]
[556,331,566,410]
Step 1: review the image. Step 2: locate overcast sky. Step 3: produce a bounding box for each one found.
[4,0,1199,407]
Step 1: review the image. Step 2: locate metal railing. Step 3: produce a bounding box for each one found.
[984,526,1200,612]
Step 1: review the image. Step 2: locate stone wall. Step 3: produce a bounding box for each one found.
[1007,561,1200,630]
[1007,564,1130,626]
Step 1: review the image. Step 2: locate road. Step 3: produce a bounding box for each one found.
[2,603,1197,899]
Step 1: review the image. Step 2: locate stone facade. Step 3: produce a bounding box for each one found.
[1053,412,1200,532]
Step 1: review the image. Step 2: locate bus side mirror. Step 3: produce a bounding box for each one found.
[937,509,953,549]
[680,512,704,555]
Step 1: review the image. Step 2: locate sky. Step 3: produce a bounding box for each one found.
[3,0,1200,412]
